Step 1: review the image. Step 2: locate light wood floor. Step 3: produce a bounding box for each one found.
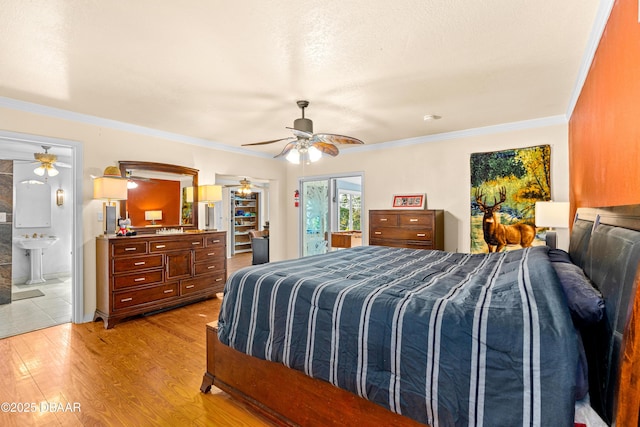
[0,252,276,426]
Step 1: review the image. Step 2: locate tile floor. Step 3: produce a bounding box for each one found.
[0,277,72,339]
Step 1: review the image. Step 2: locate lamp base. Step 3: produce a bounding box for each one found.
[104,203,117,235]
[545,230,557,249]
[205,205,216,230]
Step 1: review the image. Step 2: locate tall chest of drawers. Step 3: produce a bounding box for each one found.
[95,231,226,328]
[369,209,444,250]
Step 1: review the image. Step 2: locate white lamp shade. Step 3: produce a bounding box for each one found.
[308,145,322,162]
[144,210,163,221]
[535,201,570,228]
[286,149,300,164]
[93,176,128,200]
[198,185,222,202]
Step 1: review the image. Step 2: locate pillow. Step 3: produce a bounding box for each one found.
[552,262,605,326]
[548,248,572,264]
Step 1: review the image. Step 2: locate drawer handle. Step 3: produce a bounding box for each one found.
[374,231,382,235]
[192,242,201,245]
[215,278,222,282]
[409,218,419,222]
[207,266,216,269]
[121,297,133,302]
[134,278,146,282]
[134,262,145,266]
[379,218,388,222]
[125,247,137,251]
[185,285,195,289]
[207,252,216,256]
[163,289,174,294]
[155,245,166,249]
[417,233,426,237]
[212,239,220,243]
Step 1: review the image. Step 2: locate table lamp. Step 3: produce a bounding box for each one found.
[94,166,128,234]
[535,201,569,249]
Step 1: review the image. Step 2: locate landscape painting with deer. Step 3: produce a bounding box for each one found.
[470,145,551,253]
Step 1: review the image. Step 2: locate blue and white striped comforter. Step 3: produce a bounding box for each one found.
[218,245,578,426]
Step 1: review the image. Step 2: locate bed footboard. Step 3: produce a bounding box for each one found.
[201,322,424,427]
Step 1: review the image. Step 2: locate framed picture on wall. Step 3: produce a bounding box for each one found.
[392,193,426,209]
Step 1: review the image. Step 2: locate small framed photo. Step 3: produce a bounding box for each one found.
[392,194,426,209]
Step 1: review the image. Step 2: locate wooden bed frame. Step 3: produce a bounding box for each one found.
[200,205,640,426]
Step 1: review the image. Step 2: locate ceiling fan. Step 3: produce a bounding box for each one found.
[33,145,70,177]
[242,100,364,164]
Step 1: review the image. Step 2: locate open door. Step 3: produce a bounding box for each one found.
[299,174,363,257]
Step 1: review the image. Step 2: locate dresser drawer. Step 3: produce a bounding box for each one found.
[113,270,164,290]
[205,234,225,248]
[194,259,225,276]
[399,213,433,227]
[113,254,163,273]
[181,271,226,294]
[370,228,433,241]
[150,237,204,252]
[113,283,179,310]
[370,213,399,226]
[194,247,225,263]
[112,241,148,257]
[370,238,435,249]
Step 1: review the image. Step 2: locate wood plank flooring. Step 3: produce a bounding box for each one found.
[0,252,275,426]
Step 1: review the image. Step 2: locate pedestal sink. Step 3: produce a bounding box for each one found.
[14,236,59,284]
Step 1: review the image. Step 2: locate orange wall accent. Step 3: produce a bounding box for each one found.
[569,0,640,210]
[126,179,181,226]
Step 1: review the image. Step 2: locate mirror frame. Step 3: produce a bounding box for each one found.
[118,161,199,233]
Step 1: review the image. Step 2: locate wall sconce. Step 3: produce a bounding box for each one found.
[56,188,64,206]
[144,210,163,225]
[93,166,128,234]
[535,201,570,249]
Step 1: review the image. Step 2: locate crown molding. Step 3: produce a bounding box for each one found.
[0,97,273,160]
[565,0,615,118]
[341,115,568,155]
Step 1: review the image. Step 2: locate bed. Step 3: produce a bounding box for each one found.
[200,205,640,427]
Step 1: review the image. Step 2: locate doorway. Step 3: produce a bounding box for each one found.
[299,173,364,257]
[0,131,83,338]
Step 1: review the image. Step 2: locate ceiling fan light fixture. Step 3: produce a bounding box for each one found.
[33,145,60,177]
[308,145,322,163]
[286,148,300,164]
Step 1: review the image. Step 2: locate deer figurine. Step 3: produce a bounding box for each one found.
[475,187,536,252]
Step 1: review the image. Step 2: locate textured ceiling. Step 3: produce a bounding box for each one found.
[0,1,601,157]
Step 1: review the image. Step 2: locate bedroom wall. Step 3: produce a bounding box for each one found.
[286,122,570,256]
[0,106,288,320]
[569,0,640,209]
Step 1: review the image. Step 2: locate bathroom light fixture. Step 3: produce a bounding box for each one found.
[144,210,163,225]
[33,145,59,177]
[93,166,128,234]
[56,188,64,206]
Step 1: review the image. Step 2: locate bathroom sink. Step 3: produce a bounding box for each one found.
[14,236,59,250]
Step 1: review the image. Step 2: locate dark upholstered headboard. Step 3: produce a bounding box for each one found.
[569,206,640,425]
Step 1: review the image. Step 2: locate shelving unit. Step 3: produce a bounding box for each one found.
[231,191,259,254]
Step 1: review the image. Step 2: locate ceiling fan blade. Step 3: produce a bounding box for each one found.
[311,142,339,157]
[286,127,313,139]
[242,137,293,146]
[313,133,364,145]
[274,141,298,158]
